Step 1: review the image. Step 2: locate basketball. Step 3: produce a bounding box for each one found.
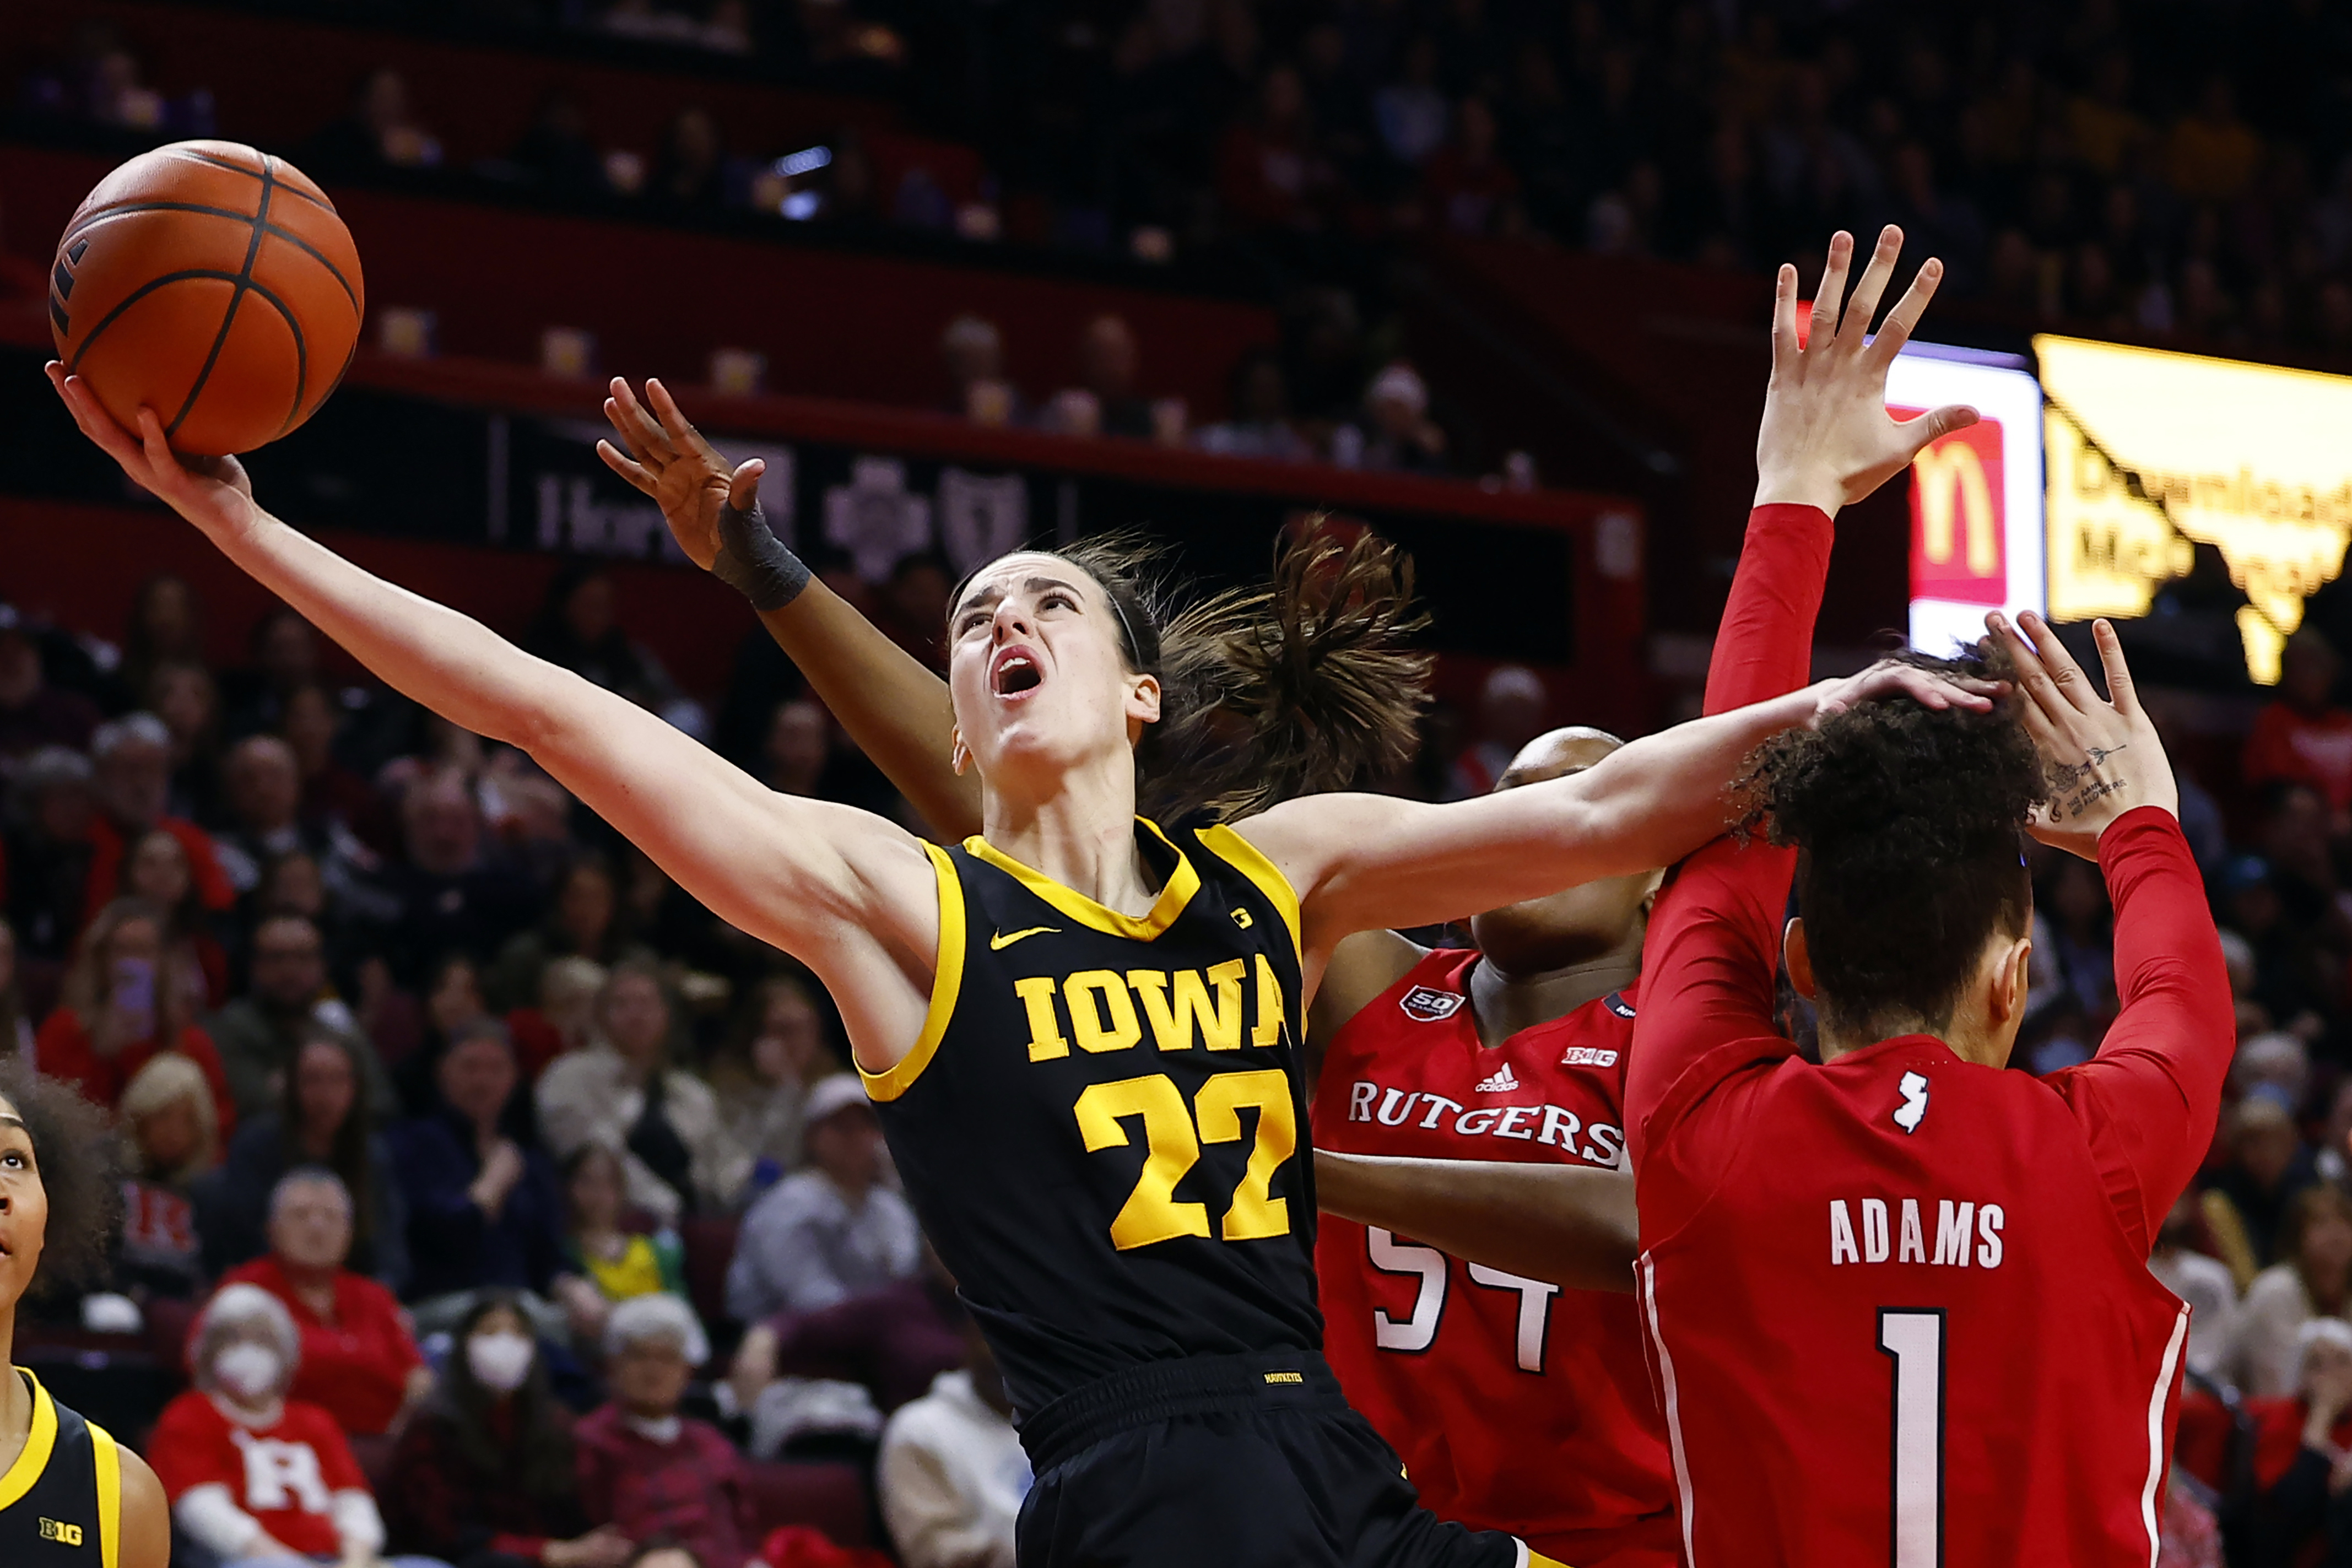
[48,139,364,457]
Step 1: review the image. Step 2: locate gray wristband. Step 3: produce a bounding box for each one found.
[714,498,811,612]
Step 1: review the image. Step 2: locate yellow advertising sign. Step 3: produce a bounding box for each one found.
[2040,336,2352,683]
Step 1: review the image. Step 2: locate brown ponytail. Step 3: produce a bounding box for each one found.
[1049,526,1433,823]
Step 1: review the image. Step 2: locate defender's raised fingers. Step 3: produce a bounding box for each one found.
[1836,225,1904,354]
[645,379,715,457]
[608,379,677,459]
[1770,263,1801,375]
[1988,612,2078,723]
[1810,231,1854,349]
[2091,620,2141,715]
[2018,610,2102,713]
[1867,256,1948,366]
[596,439,659,497]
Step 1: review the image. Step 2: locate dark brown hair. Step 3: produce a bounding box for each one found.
[1733,644,2051,1042]
[0,1056,120,1301]
[970,527,1433,821]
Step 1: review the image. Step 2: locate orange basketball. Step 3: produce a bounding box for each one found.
[49,140,365,457]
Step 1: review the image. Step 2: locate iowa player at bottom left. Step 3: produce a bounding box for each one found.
[0,1058,171,1567]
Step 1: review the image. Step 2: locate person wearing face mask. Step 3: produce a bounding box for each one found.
[147,1282,446,1566]
[387,1294,631,1568]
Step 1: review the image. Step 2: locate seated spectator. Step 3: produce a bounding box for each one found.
[1218,64,1337,233]
[576,1296,759,1568]
[378,766,541,987]
[0,609,100,760]
[563,1143,686,1342]
[727,1077,920,1324]
[1193,350,1311,462]
[199,1027,408,1289]
[1447,665,1547,798]
[216,1168,432,1437]
[213,734,374,911]
[2210,1095,2319,1273]
[524,571,685,721]
[509,955,607,1086]
[877,1315,1025,1568]
[709,975,839,1203]
[116,573,207,718]
[121,825,228,1009]
[210,910,396,1126]
[391,1020,572,1320]
[282,680,389,852]
[488,852,648,1013]
[37,895,235,1131]
[1336,362,1447,473]
[388,1293,630,1568]
[539,962,727,1224]
[939,315,1022,426]
[2245,632,2352,821]
[2244,1185,2352,1398]
[2149,1191,2242,1385]
[2251,1318,2352,1565]
[0,918,30,1062]
[1043,315,1154,440]
[5,745,97,963]
[649,106,731,210]
[115,1051,220,1305]
[507,88,612,196]
[1374,34,1450,170]
[150,1283,436,1567]
[2042,856,2118,1023]
[1418,94,1521,234]
[302,65,444,175]
[147,657,223,825]
[726,1261,963,1435]
[83,712,235,924]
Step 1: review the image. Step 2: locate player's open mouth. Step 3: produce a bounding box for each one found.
[991,646,1044,698]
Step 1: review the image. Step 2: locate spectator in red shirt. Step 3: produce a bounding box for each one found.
[35,895,235,1133]
[388,1291,631,1568]
[1418,94,1523,234]
[214,1166,432,1437]
[2250,1317,2352,1566]
[575,1295,760,1568]
[2245,632,2352,821]
[149,1282,436,1565]
[1217,64,1337,232]
[83,712,235,923]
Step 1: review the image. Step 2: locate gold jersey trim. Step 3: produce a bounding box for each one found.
[1194,823,1302,965]
[862,841,967,1102]
[961,819,1201,942]
[0,1368,58,1512]
[89,1422,119,1568]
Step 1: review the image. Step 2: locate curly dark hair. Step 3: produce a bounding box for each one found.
[1732,644,2053,1042]
[957,526,1433,823]
[0,1056,121,1301]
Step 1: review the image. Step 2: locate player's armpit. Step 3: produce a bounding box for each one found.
[1312,1149,1637,1294]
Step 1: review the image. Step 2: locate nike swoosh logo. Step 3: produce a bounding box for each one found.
[989,925,1059,950]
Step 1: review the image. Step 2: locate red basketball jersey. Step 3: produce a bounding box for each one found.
[1628,809,2232,1568]
[1315,950,1679,1567]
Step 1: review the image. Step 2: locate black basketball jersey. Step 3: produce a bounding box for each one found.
[866,817,1321,1416]
[0,1370,124,1568]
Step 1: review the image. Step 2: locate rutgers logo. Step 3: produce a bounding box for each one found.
[1398,986,1463,1022]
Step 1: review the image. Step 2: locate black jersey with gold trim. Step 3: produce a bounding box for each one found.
[864,817,1318,1416]
[0,1370,125,1568]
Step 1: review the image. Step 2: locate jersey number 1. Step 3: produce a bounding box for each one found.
[1879,1308,1946,1568]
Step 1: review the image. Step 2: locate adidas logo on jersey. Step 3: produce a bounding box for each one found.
[1399,986,1464,1022]
[1473,1063,1520,1093]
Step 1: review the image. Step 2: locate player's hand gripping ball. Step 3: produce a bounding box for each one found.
[48,139,365,457]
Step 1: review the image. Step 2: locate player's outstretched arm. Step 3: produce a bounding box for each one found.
[599,377,983,837]
[50,368,941,1064]
[1239,660,1995,965]
[1313,1150,1637,1294]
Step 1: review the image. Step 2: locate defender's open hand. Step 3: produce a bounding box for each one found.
[1754,225,1977,518]
[1992,609,2177,858]
[597,376,764,574]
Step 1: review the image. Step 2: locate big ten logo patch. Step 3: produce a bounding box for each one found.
[39,1518,84,1545]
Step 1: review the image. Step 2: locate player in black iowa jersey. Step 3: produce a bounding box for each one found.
[0,1059,171,1568]
[53,361,1991,1568]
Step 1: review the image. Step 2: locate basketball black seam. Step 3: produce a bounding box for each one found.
[61,202,359,315]
[169,155,283,441]
[175,147,337,212]
[67,269,309,379]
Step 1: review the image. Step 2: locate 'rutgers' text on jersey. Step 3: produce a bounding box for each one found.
[1315,950,1677,1567]
[863,818,1316,1419]
[1627,809,2232,1567]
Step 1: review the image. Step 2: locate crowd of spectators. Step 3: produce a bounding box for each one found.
[20,1,2352,362]
[0,574,1036,1568]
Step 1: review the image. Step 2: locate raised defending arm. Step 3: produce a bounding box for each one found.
[1312,1150,1637,1293]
